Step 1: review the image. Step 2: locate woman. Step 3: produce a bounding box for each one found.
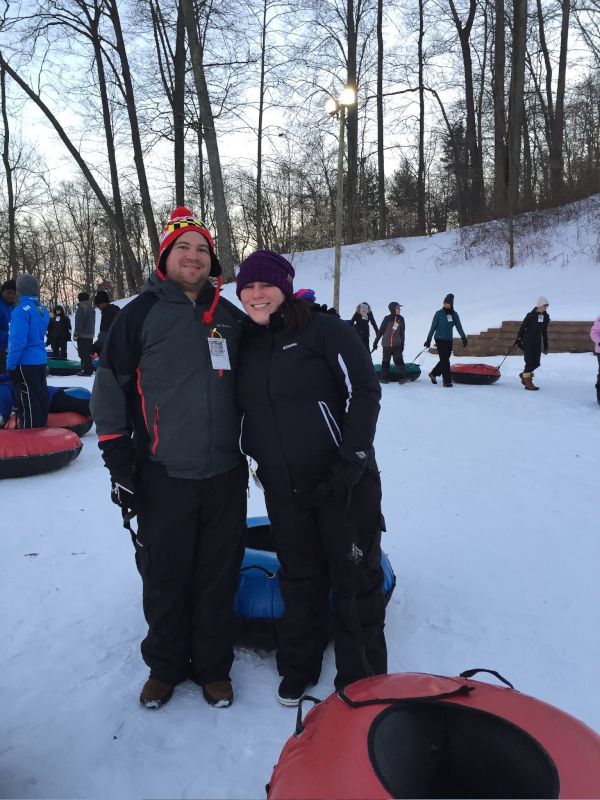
[590,316,600,405]
[350,302,379,351]
[424,293,468,387]
[516,297,550,391]
[235,250,387,706]
[46,305,71,359]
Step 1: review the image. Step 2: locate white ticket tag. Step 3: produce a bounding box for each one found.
[447,314,453,322]
[538,314,544,322]
[208,337,231,370]
[392,322,398,331]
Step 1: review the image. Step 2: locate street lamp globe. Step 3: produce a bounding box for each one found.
[339,86,356,107]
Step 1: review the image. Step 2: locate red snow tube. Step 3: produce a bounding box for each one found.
[451,363,501,384]
[267,670,600,799]
[5,412,93,437]
[0,428,82,479]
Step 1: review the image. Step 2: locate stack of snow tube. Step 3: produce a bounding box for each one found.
[235,516,396,649]
[451,363,501,385]
[374,362,421,382]
[0,428,82,479]
[47,358,82,376]
[267,669,600,799]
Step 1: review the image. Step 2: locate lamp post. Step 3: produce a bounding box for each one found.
[326,86,356,313]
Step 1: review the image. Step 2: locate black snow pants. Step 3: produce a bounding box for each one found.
[135,460,248,686]
[264,469,387,690]
[524,341,542,373]
[50,340,68,360]
[381,345,406,378]
[14,364,48,428]
[596,355,600,403]
[431,338,453,383]
[76,338,94,375]
[50,389,90,418]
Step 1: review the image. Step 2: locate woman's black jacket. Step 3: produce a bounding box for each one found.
[236,308,381,496]
[517,308,550,352]
[350,311,379,340]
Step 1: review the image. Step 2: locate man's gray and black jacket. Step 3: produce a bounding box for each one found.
[90,277,245,480]
[236,309,381,496]
[373,313,405,349]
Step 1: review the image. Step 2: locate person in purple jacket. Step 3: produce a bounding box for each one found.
[590,316,600,405]
[6,274,50,428]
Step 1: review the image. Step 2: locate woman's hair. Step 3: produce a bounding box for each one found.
[279,297,313,333]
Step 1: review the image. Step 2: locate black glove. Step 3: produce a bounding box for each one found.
[99,437,137,520]
[314,303,338,316]
[543,348,548,355]
[515,338,524,350]
[424,340,431,348]
[313,456,367,505]
[462,337,468,348]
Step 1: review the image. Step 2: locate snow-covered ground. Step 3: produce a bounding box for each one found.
[2,199,600,799]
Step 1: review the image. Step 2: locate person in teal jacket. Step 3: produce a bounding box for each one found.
[7,274,50,427]
[424,293,467,387]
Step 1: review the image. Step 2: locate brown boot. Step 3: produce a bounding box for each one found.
[522,372,539,391]
[202,679,233,708]
[519,371,527,386]
[428,372,437,384]
[140,677,174,709]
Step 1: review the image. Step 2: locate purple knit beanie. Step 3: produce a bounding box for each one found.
[236,250,295,298]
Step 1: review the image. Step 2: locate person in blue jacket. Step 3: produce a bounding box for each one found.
[424,293,467,387]
[6,274,50,427]
[0,278,17,372]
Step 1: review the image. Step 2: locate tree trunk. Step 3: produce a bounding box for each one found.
[90,6,142,291]
[106,0,159,260]
[507,0,528,265]
[550,0,570,195]
[173,3,186,205]
[0,66,16,276]
[493,0,507,214]
[256,0,268,250]
[376,0,386,238]
[417,0,426,233]
[181,0,235,281]
[345,0,358,244]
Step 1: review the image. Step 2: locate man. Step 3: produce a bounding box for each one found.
[92,290,120,355]
[74,291,95,375]
[0,278,17,372]
[372,302,408,383]
[6,274,50,428]
[90,206,247,710]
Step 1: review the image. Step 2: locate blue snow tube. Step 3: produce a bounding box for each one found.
[235,516,396,648]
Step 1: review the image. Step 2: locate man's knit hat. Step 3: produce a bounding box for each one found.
[1,279,16,293]
[78,291,90,302]
[157,206,221,278]
[236,250,295,298]
[443,293,454,306]
[536,296,549,308]
[16,274,39,296]
[94,290,110,305]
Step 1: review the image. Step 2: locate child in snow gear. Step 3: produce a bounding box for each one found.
[91,206,247,710]
[351,302,379,352]
[236,250,387,706]
[7,274,50,428]
[372,302,407,382]
[516,297,550,391]
[589,316,600,405]
[46,305,72,360]
[92,290,120,355]
[424,293,467,387]
[0,278,17,373]
[74,292,95,375]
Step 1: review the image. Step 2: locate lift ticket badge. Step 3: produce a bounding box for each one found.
[208,336,231,370]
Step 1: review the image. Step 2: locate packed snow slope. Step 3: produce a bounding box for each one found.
[2,198,600,799]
